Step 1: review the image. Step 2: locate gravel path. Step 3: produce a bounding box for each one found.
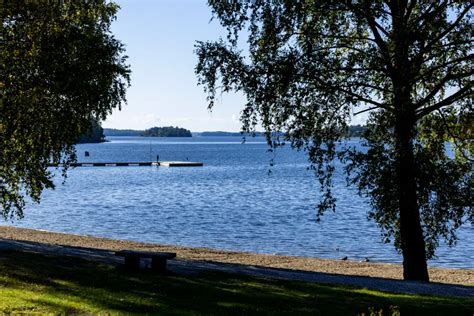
[0,238,472,298]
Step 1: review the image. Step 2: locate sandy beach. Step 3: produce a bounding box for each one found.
[0,225,472,286]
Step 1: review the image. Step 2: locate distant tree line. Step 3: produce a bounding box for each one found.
[77,120,105,143]
[198,131,266,137]
[347,125,365,138]
[104,126,366,138]
[103,128,143,136]
[141,126,192,137]
[200,126,365,137]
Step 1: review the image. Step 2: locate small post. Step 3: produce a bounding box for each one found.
[151,258,167,274]
[124,255,140,271]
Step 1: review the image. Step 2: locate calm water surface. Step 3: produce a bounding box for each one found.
[8,136,473,268]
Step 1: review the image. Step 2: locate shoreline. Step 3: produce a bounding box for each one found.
[0,226,472,286]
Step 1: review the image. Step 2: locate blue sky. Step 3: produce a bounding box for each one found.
[104,0,246,132]
[105,0,368,131]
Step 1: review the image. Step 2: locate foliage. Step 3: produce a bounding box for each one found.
[141,126,192,137]
[78,119,105,143]
[0,250,472,315]
[195,1,473,280]
[0,0,130,218]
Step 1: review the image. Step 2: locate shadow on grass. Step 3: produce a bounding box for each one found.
[0,250,472,315]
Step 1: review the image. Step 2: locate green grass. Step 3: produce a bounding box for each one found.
[0,250,472,315]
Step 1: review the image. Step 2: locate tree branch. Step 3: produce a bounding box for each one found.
[414,54,474,82]
[414,69,474,108]
[342,81,389,93]
[411,1,448,28]
[372,18,391,38]
[404,0,417,23]
[437,109,474,163]
[310,45,370,55]
[353,106,381,116]
[423,4,473,52]
[295,32,379,44]
[299,76,389,110]
[332,86,388,109]
[438,39,474,49]
[359,1,395,76]
[415,84,472,119]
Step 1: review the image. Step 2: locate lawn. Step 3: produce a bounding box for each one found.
[0,250,472,315]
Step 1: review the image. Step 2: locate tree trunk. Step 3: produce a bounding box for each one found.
[390,1,429,280]
[394,112,430,282]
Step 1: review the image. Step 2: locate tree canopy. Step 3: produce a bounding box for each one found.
[141,126,192,137]
[78,119,106,144]
[196,1,473,281]
[1,0,130,218]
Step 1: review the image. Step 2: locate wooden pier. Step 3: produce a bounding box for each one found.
[47,161,203,168]
[157,161,203,167]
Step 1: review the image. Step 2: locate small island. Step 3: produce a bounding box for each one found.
[141,126,192,137]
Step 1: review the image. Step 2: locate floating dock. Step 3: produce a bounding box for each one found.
[157,161,203,167]
[47,161,203,168]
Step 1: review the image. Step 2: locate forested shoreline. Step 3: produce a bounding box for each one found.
[103,125,366,138]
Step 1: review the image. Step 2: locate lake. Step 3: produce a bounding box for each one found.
[8,136,474,268]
